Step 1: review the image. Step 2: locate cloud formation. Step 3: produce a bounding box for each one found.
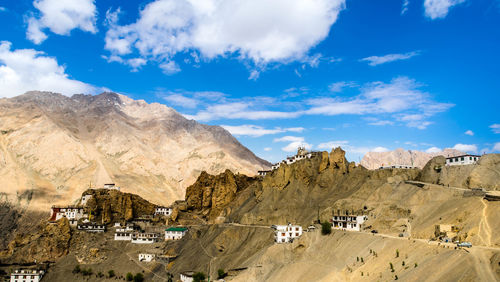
[26,0,97,44]
[424,0,465,19]
[104,0,345,73]
[490,124,500,134]
[221,125,304,137]
[0,41,102,98]
[452,143,477,153]
[464,130,474,136]
[273,136,312,152]
[360,51,420,66]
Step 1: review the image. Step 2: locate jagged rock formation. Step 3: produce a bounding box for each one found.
[0,91,270,210]
[361,148,464,169]
[185,170,256,220]
[0,218,71,264]
[83,189,156,223]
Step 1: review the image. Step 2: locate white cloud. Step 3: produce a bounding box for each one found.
[328,81,357,93]
[465,130,474,136]
[490,124,500,134]
[0,7,7,12]
[185,101,300,121]
[452,143,478,153]
[26,0,97,44]
[0,41,102,98]
[104,0,345,74]
[317,140,349,149]
[360,51,420,66]
[425,146,442,153]
[163,94,199,109]
[317,140,388,155]
[221,125,304,137]
[424,0,465,19]
[273,136,311,152]
[493,142,500,152]
[401,0,410,15]
[372,146,390,152]
[264,147,272,152]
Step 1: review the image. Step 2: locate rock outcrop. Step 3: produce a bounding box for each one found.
[361,148,464,169]
[185,170,256,220]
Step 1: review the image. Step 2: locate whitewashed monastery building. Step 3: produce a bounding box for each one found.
[331,212,367,232]
[77,222,106,232]
[10,269,44,282]
[131,232,160,244]
[155,206,172,216]
[138,253,155,262]
[165,227,188,240]
[446,155,481,166]
[273,223,303,243]
[49,205,85,225]
[270,147,317,172]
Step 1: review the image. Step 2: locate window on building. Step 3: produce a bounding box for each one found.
[461,157,464,161]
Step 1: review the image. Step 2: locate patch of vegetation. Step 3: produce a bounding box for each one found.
[81,268,92,276]
[193,272,206,282]
[321,222,332,235]
[414,263,418,268]
[108,270,115,278]
[390,262,395,272]
[134,273,144,282]
[126,272,134,281]
[396,249,399,258]
[72,265,81,274]
[217,269,227,279]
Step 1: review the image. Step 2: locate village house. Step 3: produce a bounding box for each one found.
[446,155,481,166]
[331,211,367,232]
[257,170,271,177]
[138,253,155,262]
[180,271,195,282]
[114,231,133,241]
[10,269,44,282]
[49,205,85,225]
[81,194,92,206]
[103,183,120,191]
[131,232,160,244]
[379,164,415,169]
[77,222,106,232]
[273,223,303,243]
[154,206,172,216]
[165,227,188,240]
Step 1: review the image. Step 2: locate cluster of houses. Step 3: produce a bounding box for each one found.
[378,154,482,170]
[259,147,318,176]
[9,269,45,282]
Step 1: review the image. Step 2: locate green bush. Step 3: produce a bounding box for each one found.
[126,272,134,281]
[396,249,399,258]
[321,222,332,235]
[108,270,115,278]
[134,273,144,282]
[72,265,81,274]
[217,269,227,279]
[193,272,206,282]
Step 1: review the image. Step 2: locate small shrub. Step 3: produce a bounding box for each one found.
[395,275,399,280]
[361,272,364,276]
[108,270,115,278]
[72,265,81,274]
[97,272,104,278]
[217,269,227,279]
[357,257,359,262]
[414,263,418,268]
[396,249,399,258]
[390,262,394,272]
[126,272,134,281]
[321,222,332,235]
[193,272,206,282]
[134,273,144,282]
[361,257,364,263]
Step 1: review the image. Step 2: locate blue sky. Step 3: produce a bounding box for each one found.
[0,0,499,163]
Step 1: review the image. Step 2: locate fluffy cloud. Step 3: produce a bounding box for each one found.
[273,136,311,152]
[494,142,500,152]
[328,81,357,93]
[490,124,500,134]
[360,51,420,66]
[317,140,388,155]
[452,143,477,153]
[221,125,304,137]
[401,0,410,15]
[104,0,345,73]
[464,130,474,136]
[424,0,465,19]
[26,0,97,44]
[0,41,102,98]
[425,146,442,153]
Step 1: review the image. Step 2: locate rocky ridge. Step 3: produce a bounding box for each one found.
[361,148,465,169]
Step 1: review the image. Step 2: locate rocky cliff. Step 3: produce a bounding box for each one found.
[361,148,464,169]
[0,91,270,211]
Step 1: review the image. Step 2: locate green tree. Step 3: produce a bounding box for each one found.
[108,270,115,278]
[72,265,81,274]
[126,272,134,281]
[321,222,332,235]
[193,272,206,282]
[134,273,144,282]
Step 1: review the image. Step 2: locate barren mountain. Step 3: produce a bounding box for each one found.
[361,148,465,169]
[0,91,269,209]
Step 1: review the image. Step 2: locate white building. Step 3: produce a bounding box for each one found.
[271,163,281,170]
[77,223,106,232]
[81,194,92,206]
[180,272,195,282]
[49,206,85,225]
[154,206,172,216]
[379,164,415,169]
[165,227,188,240]
[138,253,155,262]
[131,232,160,244]
[10,269,44,282]
[446,155,480,166]
[332,214,367,232]
[114,231,133,241]
[257,170,271,177]
[103,183,120,191]
[274,223,303,243]
[270,147,316,172]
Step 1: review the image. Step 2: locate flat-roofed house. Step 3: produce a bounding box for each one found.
[446,155,481,166]
[165,227,188,240]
